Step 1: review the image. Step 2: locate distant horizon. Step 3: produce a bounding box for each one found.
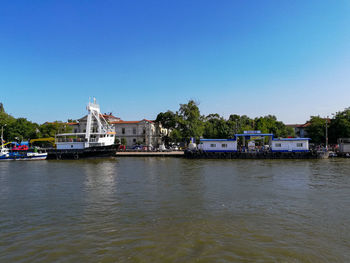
[1,0,349,124]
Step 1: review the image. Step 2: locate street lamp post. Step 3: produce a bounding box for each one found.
[325,116,328,151]
[1,124,7,148]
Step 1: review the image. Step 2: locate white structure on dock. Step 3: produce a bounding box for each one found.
[338,138,350,153]
[198,139,237,152]
[56,98,116,150]
[271,138,310,152]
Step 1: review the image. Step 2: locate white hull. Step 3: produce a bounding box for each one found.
[0,153,48,161]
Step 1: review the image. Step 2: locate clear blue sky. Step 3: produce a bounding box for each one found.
[1,0,350,124]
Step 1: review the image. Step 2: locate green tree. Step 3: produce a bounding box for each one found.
[305,116,326,144]
[254,115,294,138]
[329,108,350,143]
[169,128,182,143]
[155,111,176,129]
[176,100,204,142]
[203,114,232,139]
[5,118,39,141]
[39,122,72,138]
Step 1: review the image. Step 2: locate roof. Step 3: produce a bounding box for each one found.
[285,124,304,128]
[110,119,154,124]
[299,122,311,128]
[235,133,274,137]
[200,139,236,142]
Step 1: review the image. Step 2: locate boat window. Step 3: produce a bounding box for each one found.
[297,143,303,147]
[222,144,227,148]
[210,144,216,147]
[275,143,281,147]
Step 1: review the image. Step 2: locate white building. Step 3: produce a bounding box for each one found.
[338,138,350,153]
[110,119,167,149]
[198,139,237,152]
[271,138,310,152]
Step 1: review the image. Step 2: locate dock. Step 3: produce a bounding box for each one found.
[116,151,184,157]
[185,150,329,159]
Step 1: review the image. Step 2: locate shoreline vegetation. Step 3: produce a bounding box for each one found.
[1,101,350,145]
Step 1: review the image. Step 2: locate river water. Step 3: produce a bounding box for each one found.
[0,158,350,262]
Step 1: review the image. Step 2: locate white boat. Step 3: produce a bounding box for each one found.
[0,147,10,159]
[52,98,117,159]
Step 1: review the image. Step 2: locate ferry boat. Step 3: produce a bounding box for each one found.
[48,98,117,159]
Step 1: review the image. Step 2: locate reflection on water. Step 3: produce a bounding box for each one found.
[1,158,350,262]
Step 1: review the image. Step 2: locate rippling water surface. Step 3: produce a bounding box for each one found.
[1,158,350,262]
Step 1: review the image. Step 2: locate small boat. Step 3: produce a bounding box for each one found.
[0,133,48,161]
[0,144,48,161]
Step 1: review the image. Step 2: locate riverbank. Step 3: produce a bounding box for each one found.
[116,151,184,157]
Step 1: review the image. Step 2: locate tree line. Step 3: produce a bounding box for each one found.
[0,103,72,142]
[305,108,350,144]
[1,101,350,145]
[156,100,295,144]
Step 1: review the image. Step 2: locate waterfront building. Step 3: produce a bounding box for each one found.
[271,138,310,152]
[110,119,168,149]
[337,138,350,153]
[199,131,310,153]
[198,139,237,152]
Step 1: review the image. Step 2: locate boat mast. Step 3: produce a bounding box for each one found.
[85,98,110,145]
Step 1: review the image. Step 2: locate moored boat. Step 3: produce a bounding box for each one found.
[0,142,47,161]
[47,98,117,159]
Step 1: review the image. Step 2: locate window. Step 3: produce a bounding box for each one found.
[210,144,216,147]
[222,144,227,148]
[133,138,136,143]
[133,128,136,135]
[143,129,146,134]
[297,143,303,147]
[122,128,125,134]
[275,143,281,147]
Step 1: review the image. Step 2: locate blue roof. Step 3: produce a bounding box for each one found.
[235,133,274,137]
[273,138,311,141]
[200,139,236,142]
